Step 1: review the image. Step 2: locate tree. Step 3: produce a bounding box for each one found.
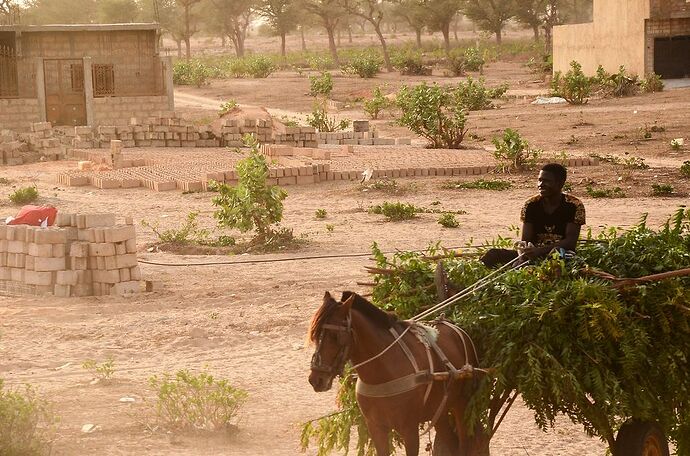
[177,0,202,59]
[420,0,462,53]
[209,0,254,57]
[338,0,392,71]
[21,0,98,24]
[462,0,516,44]
[514,0,543,40]
[300,0,346,65]
[98,0,140,23]
[392,0,427,47]
[256,0,298,57]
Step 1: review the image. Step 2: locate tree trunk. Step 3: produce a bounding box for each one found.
[544,25,553,54]
[373,23,392,72]
[532,24,540,41]
[221,35,226,48]
[326,26,339,66]
[301,27,307,51]
[347,25,352,43]
[441,23,451,54]
[453,16,459,42]
[280,32,286,57]
[415,28,422,47]
[184,5,192,59]
[495,28,502,44]
[176,40,182,59]
[337,28,341,46]
[185,37,191,59]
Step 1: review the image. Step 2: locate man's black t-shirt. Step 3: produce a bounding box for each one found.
[520,194,586,247]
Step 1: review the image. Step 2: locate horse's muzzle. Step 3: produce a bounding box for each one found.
[309,371,334,392]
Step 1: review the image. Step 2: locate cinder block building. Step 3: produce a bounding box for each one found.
[0,23,174,131]
[553,0,690,78]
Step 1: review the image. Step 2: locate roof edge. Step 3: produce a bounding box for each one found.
[0,23,160,33]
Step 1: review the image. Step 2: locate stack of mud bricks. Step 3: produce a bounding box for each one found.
[25,122,65,161]
[0,213,141,297]
[220,118,260,147]
[272,124,318,148]
[317,120,408,146]
[0,129,32,165]
[128,112,212,148]
[72,126,96,149]
[261,144,331,160]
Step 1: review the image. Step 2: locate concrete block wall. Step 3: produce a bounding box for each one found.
[21,30,156,59]
[92,96,170,127]
[645,17,690,74]
[0,213,141,297]
[0,99,41,131]
[650,0,690,18]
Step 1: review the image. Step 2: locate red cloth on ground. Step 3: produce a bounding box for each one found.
[7,205,57,226]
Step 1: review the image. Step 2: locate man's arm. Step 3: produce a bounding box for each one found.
[521,222,581,259]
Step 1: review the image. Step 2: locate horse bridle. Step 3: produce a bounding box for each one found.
[310,311,353,377]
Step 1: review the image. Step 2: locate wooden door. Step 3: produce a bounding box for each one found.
[44,59,86,126]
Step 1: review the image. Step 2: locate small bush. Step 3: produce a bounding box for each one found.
[651,183,674,196]
[244,55,275,78]
[551,61,593,105]
[527,54,553,74]
[218,99,238,117]
[363,86,390,120]
[671,139,684,151]
[586,186,626,198]
[369,202,421,221]
[9,186,38,204]
[222,58,248,78]
[0,379,58,456]
[306,102,350,132]
[442,179,512,191]
[359,179,416,195]
[142,212,213,245]
[0,177,11,185]
[596,65,639,97]
[396,83,468,149]
[589,153,648,169]
[149,369,247,432]
[455,77,507,111]
[681,161,690,178]
[173,60,212,87]
[448,55,465,77]
[492,129,542,172]
[308,55,335,71]
[315,209,327,219]
[309,72,333,98]
[641,73,664,93]
[391,49,431,76]
[82,357,115,383]
[462,47,485,72]
[325,224,335,232]
[438,213,459,228]
[343,51,381,78]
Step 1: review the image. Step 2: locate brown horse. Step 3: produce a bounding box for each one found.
[308,291,481,456]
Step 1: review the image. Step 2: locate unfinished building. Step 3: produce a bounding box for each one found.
[0,23,174,131]
[553,0,690,78]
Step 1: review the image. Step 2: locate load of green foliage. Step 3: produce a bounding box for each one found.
[302,209,690,455]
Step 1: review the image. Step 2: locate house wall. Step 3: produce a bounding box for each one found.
[645,17,690,76]
[0,98,40,131]
[92,95,170,126]
[553,0,650,76]
[650,0,690,18]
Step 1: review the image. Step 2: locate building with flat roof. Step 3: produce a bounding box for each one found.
[554,0,690,78]
[0,23,174,131]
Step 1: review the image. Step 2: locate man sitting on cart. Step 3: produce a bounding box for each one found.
[437,163,586,299]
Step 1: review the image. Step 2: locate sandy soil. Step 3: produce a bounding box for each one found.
[1,53,690,455]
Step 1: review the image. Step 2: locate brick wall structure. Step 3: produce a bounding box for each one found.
[645,17,690,74]
[92,96,170,127]
[650,0,690,18]
[0,98,40,131]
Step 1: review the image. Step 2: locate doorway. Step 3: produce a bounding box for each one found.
[43,59,86,126]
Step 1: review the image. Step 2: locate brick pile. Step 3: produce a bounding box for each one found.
[0,213,141,297]
[0,129,35,165]
[24,122,65,161]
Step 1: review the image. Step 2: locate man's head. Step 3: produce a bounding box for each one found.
[538,163,567,197]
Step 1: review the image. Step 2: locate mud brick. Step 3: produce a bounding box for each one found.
[71,257,88,270]
[76,270,92,284]
[52,244,65,258]
[32,121,52,132]
[89,243,116,257]
[56,270,78,286]
[28,243,53,257]
[34,257,66,272]
[396,138,412,145]
[0,267,10,280]
[7,240,26,254]
[11,267,25,282]
[112,281,140,296]
[24,270,52,286]
[87,256,98,270]
[65,227,79,241]
[421,169,429,176]
[93,269,120,284]
[24,255,34,270]
[94,228,105,243]
[72,283,93,297]
[83,213,116,228]
[435,168,446,176]
[97,257,106,270]
[296,175,314,185]
[130,265,142,281]
[125,238,137,253]
[53,284,71,297]
[104,256,117,271]
[56,212,73,227]
[115,253,137,268]
[298,167,313,176]
[7,225,26,241]
[0,225,6,240]
[278,176,296,186]
[121,179,141,188]
[119,268,131,282]
[153,181,176,191]
[104,226,136,243]
[116,242,126,255]
[77,229,96,243]
[0,251,5,266]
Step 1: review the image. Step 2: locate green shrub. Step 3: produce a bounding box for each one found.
[442,179,512,191]
[681,161,690,178]
[211,136,288,241]
[368,202,421,221]
[589,153,648,169]
[142,212,212,245]
[82,357,115,383]
[586,186,626,198]
[527,54,553,74]
[359,179,417,195]
[9,186,38,204]
[551,61,593,105]
[343,51,381,78]
[218,99,238,117]
[149,369,247,432]
[391,49,431,76]
[396,83,468,149]
[306,102,350,132]
[595,65,639,97]
[363,86,390,120]
[309,72,333,98]
[315,209,327,219]
[651,183,674,196]
[244,55,275,78]
[222,58,248,78]
[437,213,459,228]
[173,60,212,87]
[462,47,485,72]
[492,129,542,172]
[671,139,684,151]
[307,55,335,71]
[455,77,508,111]
[325,224,335,232]
[448,55,465,77]
[0,379,57,456]
[641,73,664,93]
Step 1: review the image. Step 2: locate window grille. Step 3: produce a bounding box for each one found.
[92,64,114,96]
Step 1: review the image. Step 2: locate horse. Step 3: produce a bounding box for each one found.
[308,291,481,456]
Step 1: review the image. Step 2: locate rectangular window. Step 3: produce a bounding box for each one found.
[92,64,114,96]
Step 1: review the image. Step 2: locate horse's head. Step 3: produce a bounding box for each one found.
[308,291,354,392]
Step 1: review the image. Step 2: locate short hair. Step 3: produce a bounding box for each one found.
[541,163,567,183]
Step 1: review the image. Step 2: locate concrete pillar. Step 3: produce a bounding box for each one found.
[83,57,94,127]
[35,57,46,122]
[163,56,174,111]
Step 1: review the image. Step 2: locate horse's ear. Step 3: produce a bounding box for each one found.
[341,291,355,302]
[323,291,333,303]
[341,293,355,312]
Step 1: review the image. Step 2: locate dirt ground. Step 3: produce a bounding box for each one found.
[1,44,690,455]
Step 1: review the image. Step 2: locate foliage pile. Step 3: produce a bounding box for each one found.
[586,186,626,199]
[681,161,690,178]
[9,186,39,204]
[396,83,469,149]
[218,99,238,117]
[594,65,639,98]
[368,202,421,221]
[142,212,235,248]
[303,210,690,455]
[442,179,512,191]
[461,47,486,72]
[492,129,542,172]
[651,183,675,196]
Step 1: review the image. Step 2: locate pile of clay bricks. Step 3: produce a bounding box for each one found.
[272,123,318,148]
[0,213,141,297]
[1,130,35,165]
[24,122,65,161]
[261,144,331,160]
[219,118,274,146]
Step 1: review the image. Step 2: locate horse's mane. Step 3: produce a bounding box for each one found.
[308,291,403,342]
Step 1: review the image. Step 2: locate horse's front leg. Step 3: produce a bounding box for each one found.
[399,422,420,456]
[367,421,392,456]
[433,412,459,456]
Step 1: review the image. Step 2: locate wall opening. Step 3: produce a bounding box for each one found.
[654,35,690,78]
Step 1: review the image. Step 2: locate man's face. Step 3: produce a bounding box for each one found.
[538,170,564,197]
